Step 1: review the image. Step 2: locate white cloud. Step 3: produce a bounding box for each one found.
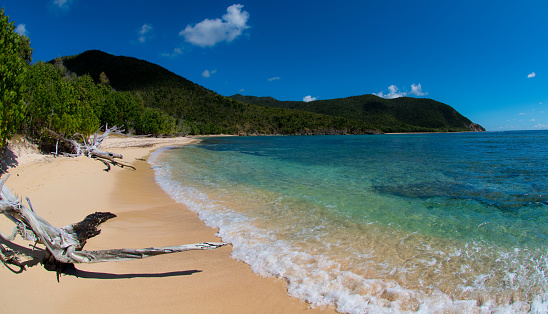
[374,85,406,99]
[239,88,245,92]
[268,76,280,81]
[15,24,27,36]
[303,95,317,102]
[138,24,153,43]
[180,4,250,47]
[528,72,536,78]
[409,83,427,96]
[202,69,217,78]
[374,84,428,99]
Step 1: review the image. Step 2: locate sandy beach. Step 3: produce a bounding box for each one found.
[0,137,335,313]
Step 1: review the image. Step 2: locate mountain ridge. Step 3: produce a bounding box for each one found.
[230,94,485,133]
[56,50,484,134]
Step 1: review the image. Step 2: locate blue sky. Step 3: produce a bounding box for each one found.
[2,0,547,131]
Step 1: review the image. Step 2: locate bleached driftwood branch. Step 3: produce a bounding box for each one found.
[46,125,135,171]
[0,174,226,277]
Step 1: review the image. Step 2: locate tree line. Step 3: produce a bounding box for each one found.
[1,8,178,148]
[24,60,177,138]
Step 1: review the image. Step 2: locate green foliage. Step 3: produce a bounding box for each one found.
[0,8,30,147]
[24,62,100,137]
[135,107,176,136]
[99,91,139,130]
[17,34,32,64]
[26,56,178,139]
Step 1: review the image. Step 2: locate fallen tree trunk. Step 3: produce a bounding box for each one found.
[46,125,138,171]
[0,174,226,277]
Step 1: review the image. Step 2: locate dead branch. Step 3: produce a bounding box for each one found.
[46,125,132,171]
[0,174,226,277]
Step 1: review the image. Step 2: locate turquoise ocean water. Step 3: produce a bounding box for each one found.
[149,131,548,313]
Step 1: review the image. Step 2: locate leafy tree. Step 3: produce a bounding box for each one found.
[135,107,175,136]
[0,8,31,147]
[24,62,100,137]
[99,71,110,86]
[17,34,32,64]
[100,91,139,130]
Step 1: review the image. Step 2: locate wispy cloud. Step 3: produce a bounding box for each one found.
[374,84,428,99]
[161,48,184,58]
[528,72,536,78]
[268,76,280,82]
[52,0,74,9]
[180,4,250,47]
[303,95,317,102]
[202,69,217,78]
[138,24,153,43]
[15,24,27,36]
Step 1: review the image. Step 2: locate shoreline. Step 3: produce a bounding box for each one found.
[0,137,335,313]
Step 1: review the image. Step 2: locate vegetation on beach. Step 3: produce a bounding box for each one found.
[0,7,483,148]
[0,8,31,147]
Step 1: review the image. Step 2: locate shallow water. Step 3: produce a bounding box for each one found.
[150,131,548,313]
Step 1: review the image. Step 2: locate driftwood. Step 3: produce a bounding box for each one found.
[0,174,226,279]
[46,125,136,171]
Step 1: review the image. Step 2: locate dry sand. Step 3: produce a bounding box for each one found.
[0,137,335,313]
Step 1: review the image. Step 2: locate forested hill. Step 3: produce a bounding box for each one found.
[58,50,484,135]
[230,95,485,133]
[61,50,210,96]
[57,50,381,135]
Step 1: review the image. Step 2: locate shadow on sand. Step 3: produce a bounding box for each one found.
[1,236,202,279]
[63,267,202,279]
[0,146,18,175]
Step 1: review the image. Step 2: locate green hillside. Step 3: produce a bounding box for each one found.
[230,94,485,133]
[57,50,483,135]
[58,50,380,135]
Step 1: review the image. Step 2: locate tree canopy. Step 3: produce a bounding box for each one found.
[0,8,32,147]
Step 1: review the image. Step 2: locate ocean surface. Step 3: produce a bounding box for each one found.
[149,131,548,313]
